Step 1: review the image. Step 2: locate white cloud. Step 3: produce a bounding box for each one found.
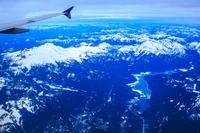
[0,0,200,22]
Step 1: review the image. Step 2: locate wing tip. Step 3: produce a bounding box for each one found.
[63,6,74,14]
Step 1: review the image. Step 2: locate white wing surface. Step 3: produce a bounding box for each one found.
[0,6,74,34]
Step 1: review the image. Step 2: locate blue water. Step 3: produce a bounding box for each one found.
[133,68,192,113]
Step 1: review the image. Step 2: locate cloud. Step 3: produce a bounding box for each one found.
[0,0,200,21]
[1,0,200,8]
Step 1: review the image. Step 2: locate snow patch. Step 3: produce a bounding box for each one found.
[131,89,144,96]
[38,91,44,96]
[0,105,13,125]
[189,42,200,54]
[179,69,188,72]
[80,42,92,46]
[33,78,44,84]
[16,98,36,113]
[67,73,75,78]
[46,84,78,92]
[100,33,131,42]
[36,38,70,44]
[0,77,6,90]
[0,104,22,132]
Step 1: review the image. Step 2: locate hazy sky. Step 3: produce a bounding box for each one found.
[0,0,200,21]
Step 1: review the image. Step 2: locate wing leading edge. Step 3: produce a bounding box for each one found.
[0,6,74,34]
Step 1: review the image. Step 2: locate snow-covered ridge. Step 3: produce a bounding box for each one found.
[3,38,198,73]
[119,39,186,56]
[0,96,42,132]
[100,32,186,43]
[35,30,188,45]
[4,43,111,72]
[0,80,76,132]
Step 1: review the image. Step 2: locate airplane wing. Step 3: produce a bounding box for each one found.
[0,6,74,34]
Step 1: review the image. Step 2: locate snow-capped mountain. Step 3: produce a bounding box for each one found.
[3,37,198,73]
[1,21,200,133]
